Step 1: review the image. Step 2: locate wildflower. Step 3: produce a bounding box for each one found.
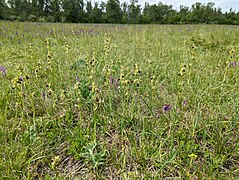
[150,75,155,81]
[76,75,80,82]
[228,61,239,68]
[183,99,188,106]
[109,76,119,89]
[188,153,197,158]
[163,104,172,113]
[19,76,23,81]
[42,92,46,99]
[109,76,114,86]
[51,156,60,168]
[229,49,234,54]
[17,76,24,84]
[48,90,52,95]
[0,66,6,76]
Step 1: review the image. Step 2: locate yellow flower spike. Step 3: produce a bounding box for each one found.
[180,67,186,74]
[45,38,49,46]
[179,81,184,86]
[133,79,138,84]
[71,85,77,92]
[31,92,35,97]
[104,45,108,50]
[48,89,53,96]
[188,153,197,158]
[60,93,65,100]
[192,43,196,49]
[150,75,155,81]
[51,156,60,168]
[229,49,234,54]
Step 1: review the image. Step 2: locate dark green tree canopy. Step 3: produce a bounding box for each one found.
[1,0,239,24]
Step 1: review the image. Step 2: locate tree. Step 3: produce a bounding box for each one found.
[128,0,141,24]
[2,0,239,25]
[49,0,62,22]
[121,1,128,23]
[178,5,189,23]
[225,8,237,24]
[86,1,92,22]
[187,2,205,23]
[0,0,8,19]
[142,2,151,23]
[92,2,104,23]
[7,0,31,20]
[106,0,122,23]
[62,0,85,23]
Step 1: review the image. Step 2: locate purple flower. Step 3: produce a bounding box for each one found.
[42,92,46,99]
[163,104,172,113]
[228,61,239,68]
[19,76,23,81]
[0,66,6,76]
[183,99,188,106]
[114,79,119,89]
[109,76,114,86]
[76,75,80,82]
[109,76,119,89]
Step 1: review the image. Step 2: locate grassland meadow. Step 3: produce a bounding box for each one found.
[0,22,239,179]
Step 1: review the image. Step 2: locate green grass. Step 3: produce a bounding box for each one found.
[1,22,239,179]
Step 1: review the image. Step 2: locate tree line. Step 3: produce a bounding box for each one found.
[1,0,239,24]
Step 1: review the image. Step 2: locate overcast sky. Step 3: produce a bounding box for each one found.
[101,0,239,13]
[138,0,239,12]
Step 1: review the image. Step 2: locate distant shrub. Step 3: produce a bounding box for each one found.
[28,15,37,22]
[45,16,55,22]
[7,15,17,21]
[38,16,46,22]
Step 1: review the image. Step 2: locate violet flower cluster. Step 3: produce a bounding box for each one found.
[228,61,238,68]
[0,66,6,76]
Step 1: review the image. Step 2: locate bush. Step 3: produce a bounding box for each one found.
[28,14,37,22]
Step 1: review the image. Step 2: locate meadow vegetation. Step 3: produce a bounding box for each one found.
[0,22,239,179]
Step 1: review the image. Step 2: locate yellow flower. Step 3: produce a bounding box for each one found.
[51,156,60,167]
[188,153,197,158]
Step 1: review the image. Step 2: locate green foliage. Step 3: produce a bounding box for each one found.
[106,0,122,23]
[78,79,91,100]
[28,14,37,22]
[81,142,107,168]
[70,59,86,70]
[1,0,239,24]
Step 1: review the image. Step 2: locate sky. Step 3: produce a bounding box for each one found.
[112,0,239,13]
[138,0,239,12]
